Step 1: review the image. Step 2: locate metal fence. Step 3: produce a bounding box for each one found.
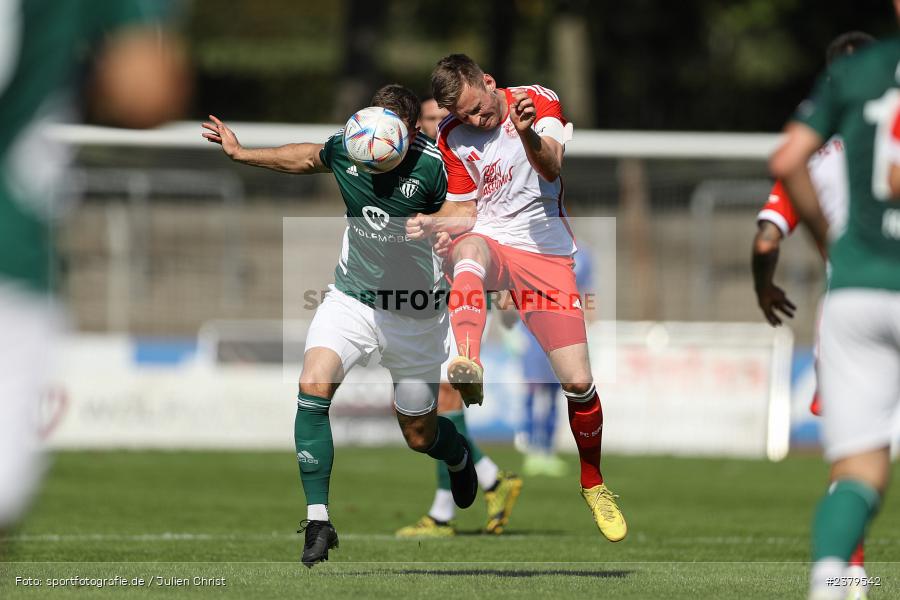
[54,140,824,343]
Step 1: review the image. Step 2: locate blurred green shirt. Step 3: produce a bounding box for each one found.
[0,0,171,293]
[794,36,900,292]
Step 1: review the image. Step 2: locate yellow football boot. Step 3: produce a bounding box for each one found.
[395,516,455,538]
[483,472,523,534]
[581,483,627,542]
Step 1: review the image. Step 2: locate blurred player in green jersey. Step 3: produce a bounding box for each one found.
[754,33,875,596]
[203,85,478,567]
[771,5,900,598]
[0,0,187,554]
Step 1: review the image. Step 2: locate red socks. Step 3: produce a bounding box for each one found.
[566,385,604,488]
[448,259,487,363]
[849,541,865,567]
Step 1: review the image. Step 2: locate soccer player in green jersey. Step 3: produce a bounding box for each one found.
[770,6,900,597]
[202,85,478,567]
[0,0,187,553]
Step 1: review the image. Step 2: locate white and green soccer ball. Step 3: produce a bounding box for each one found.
[342,106,408,174]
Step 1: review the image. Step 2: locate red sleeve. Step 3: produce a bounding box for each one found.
[526,86,566,125]
[756,179,799,236]
[892,107,900,141]
[437,118,477,201]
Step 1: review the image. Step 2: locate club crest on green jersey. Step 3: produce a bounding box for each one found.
[399,176,421,199]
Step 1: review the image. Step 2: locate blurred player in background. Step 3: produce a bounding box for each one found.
[396,97,522,538]
[407,54,626,542]
[203,85,479,567]
[755,33,875,596]
[770,7,900,598]
[0,0,188,554]
[418,97,446,143]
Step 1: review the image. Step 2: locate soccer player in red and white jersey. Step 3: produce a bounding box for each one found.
[753,137,847,329]
[406,54,626,542]
[753,32,873,591]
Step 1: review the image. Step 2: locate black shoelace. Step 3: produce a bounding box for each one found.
[297,519,328,548]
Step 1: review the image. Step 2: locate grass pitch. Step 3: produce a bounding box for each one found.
[3,448,900,598]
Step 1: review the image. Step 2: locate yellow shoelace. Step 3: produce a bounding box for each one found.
[590,487,621,522]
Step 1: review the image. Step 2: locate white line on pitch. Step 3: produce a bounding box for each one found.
[5,532,900,546]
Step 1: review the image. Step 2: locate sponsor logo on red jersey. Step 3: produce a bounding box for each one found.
[482,159,514,196]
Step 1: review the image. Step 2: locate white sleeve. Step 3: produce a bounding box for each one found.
[534,117,567,144]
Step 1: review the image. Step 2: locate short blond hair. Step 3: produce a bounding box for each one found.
[431,54,484,109]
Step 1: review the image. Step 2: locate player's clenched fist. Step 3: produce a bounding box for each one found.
[509,90,536,132]
[202,115,243,159]
[432,231,452,257]
[406,213,434,240]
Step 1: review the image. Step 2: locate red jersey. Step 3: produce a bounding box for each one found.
[437,85,575,256]
[757,137,847,238]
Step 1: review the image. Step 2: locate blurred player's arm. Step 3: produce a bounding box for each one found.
[202,115,330,174]
[510,90,563,182]
[751,221,795,326]
[88,25,190,129]
[769,123,830,249]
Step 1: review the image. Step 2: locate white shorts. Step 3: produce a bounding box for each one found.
[818,288,900,462]
[305,286,449,414]
[0,284,62,527]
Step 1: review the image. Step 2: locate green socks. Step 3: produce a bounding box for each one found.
[436,411,483,490]
[295,393,334,506]
[425,416,466,467]
[812,479,880,561]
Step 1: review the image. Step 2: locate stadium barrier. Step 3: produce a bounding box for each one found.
[45,320,792,460]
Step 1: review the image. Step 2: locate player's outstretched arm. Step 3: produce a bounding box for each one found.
[769,123,829,249]
[510,91,563,182]
[201,115,330,174]
[406,200,477,240]
[751,222,795,327]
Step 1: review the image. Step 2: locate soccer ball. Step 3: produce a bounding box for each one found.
[342,106,409,174]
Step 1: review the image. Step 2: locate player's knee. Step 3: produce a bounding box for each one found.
[451,237,489,267]
[561,379,594,397]
[297,377,335,401]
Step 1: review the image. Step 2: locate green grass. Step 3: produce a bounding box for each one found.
[3,448,900,598]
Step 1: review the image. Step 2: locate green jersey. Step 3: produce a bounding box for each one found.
[0,0,171,293]
[794,36,900,291]
[319,132,448,319]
